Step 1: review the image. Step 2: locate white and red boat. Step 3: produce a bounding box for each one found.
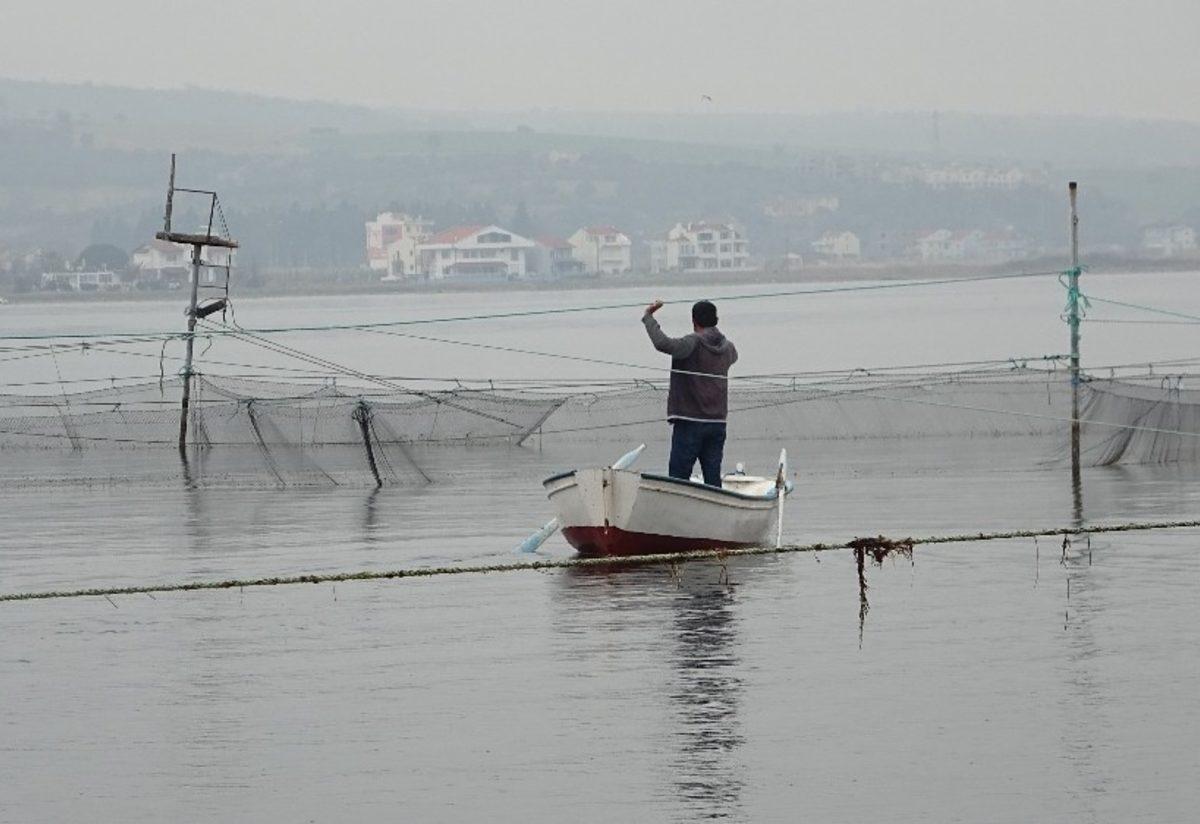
[537,448,792,557]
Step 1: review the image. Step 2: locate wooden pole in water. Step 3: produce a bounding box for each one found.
[1068,182,1081,478]
[1067,180,1084,527]
[354,401,384,488]
[178,242,202,451]
[154,154,238,455]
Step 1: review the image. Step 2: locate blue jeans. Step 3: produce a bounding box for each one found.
[669,420,727,487]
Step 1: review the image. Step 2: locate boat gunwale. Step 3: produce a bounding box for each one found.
[541,467,781,505]
[638,472,780,503]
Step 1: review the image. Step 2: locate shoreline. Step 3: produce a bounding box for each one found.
[2,257,1195,305]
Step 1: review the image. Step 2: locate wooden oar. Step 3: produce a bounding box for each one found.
[515,444,646,553]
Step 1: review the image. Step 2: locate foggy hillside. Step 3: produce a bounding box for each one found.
[6,77,1200,165]
[2,78,1198,278]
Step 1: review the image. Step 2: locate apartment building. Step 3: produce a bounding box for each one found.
[649,221,750,274]
[366,212,433,277]
[416,225,537,279]
[568,226,632,274]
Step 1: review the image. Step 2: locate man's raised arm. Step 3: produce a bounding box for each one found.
[642,300,696,358]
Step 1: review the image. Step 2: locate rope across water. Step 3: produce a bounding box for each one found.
[0,269,1064,342]
[3,518,1197,605]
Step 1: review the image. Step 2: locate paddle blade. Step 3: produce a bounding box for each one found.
[613,443,646,471]
[516,517,560,553]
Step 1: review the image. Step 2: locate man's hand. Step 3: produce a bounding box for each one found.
[644,299,664,316]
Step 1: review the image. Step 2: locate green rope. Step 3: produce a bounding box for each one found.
[1061,268,1091,319]
[1085,319,1200,326]
[1084,294,1200,325]
[0,269,1063,342]
[3,518,1197,605]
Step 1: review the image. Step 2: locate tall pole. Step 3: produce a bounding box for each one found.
[156,154,237,457]
[178,242,202,451]
[1068,182,1081,475]
[1067,181,1084,527]
[163,154,176,233]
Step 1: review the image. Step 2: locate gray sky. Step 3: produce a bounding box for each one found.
[3,0,1198,120]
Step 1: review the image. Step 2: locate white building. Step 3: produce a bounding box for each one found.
[131,239,188,273]
[132,239,233,271]
[41,270,120,291]
[366,212,433,276]
[915,229,965,262]
[649,221,750,274]
[810,230,861,260]
[130,238,233,286]
[1142,225,1197,258]
[531,236,586,277]
[915,228,1032,263]
[416,225,537,279]
[567,226,632,274]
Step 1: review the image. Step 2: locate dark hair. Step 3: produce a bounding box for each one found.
[692,300,718,328]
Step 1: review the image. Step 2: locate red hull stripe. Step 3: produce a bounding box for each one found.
[561,526,756,557]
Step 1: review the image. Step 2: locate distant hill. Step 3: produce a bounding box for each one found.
[4,77,1200,167]
[0,77,411,152]
[1,77,1197,275]
[465,109,1200,169]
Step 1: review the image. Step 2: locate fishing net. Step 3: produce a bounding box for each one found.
[1,369,1197,486]
[538,370,1069,443]
[1078,378,1200,465]
[0,375,564,486]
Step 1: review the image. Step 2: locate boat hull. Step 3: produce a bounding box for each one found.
[545,467,785,557]
[562,525,754,557]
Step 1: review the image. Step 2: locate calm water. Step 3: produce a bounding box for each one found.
[2,273,1200,821]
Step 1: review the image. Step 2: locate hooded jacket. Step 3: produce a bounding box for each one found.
[642,314,738,422]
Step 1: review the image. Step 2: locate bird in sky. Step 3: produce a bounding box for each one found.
[700,94,713,103]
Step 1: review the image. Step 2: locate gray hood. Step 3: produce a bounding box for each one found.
[696,326,733,355]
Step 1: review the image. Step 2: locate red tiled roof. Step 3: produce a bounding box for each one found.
[536,235,572,249]
[427,225,484,245]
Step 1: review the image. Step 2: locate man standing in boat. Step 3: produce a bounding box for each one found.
[642,299,737,487]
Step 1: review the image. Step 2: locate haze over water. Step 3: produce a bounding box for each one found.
[2,273,1199,820]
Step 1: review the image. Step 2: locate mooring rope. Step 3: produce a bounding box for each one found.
[3,518,1197,605]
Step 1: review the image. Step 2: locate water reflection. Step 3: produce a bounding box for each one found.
[1059,534,1110,816]
[179,448,194,489]
[552,559,778,821]
[362,487,382,544]
[182,479,214,550]
[667,565,745,820]
[179,481,255,798]
[1063,461,1108,812]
